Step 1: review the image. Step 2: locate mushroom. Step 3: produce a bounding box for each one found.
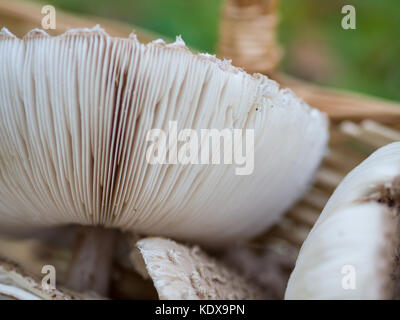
[136,237,265,299]
[285,142,400,299]
[0,258,86,300]
[0,25,328,295]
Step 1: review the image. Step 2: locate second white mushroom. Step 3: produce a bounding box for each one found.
[286,142,400,299]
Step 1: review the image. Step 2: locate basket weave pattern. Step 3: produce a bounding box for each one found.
[218,0,400,292]
[218,0,282,74]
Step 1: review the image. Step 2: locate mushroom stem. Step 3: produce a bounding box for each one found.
[66,226,116,296]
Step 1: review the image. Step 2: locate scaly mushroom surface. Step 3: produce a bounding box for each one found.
[0,258,85,300]
[136,237,265,299]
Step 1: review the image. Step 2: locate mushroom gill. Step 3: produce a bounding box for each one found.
[0,25,328,295]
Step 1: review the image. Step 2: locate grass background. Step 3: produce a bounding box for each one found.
[32,0,400,102]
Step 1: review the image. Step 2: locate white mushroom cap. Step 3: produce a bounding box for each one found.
[285,142,400,299]
[136,237,265,299]
[0,26,328,244]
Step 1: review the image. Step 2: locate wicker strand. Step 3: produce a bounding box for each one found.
[218,0,282,74]
[259,120,400,251]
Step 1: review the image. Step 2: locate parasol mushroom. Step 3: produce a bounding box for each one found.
[0,25,328,296]
[285,142,400,299]
[135,237,265,299]
[0,257,87,300]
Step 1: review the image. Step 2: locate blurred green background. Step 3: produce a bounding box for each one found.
[31,0,400,102]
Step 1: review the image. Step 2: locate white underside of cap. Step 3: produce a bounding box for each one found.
[0,26,328,244]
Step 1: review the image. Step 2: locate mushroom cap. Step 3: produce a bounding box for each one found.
[0,26,328,244]
[136,237,265,299]
[0,258,84,300]
[285,142,400,299]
